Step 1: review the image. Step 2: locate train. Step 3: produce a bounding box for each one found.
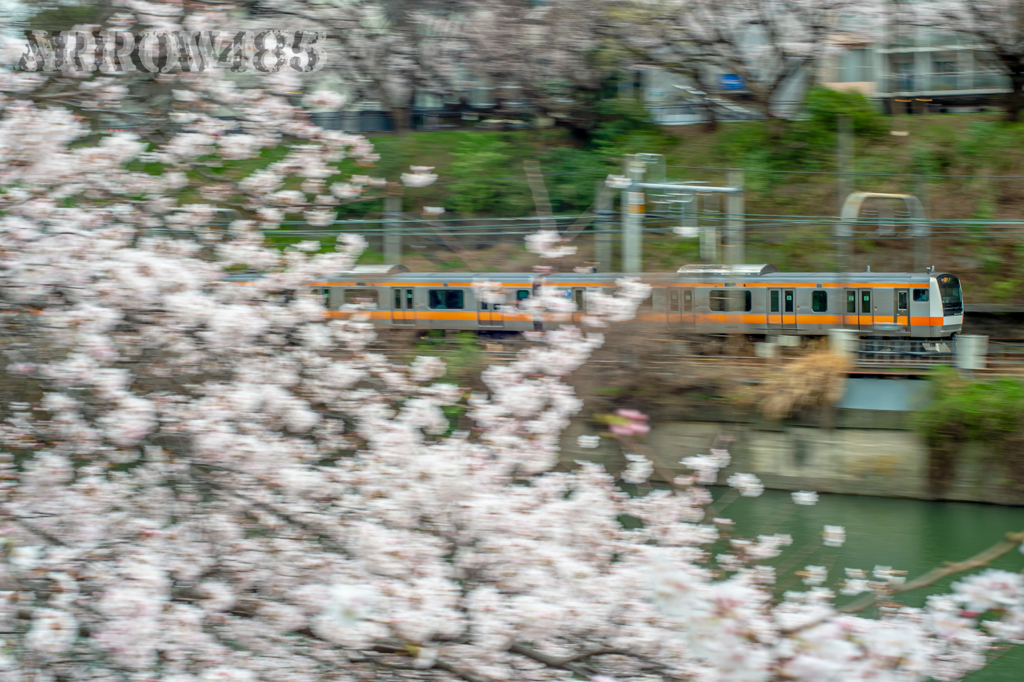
[239,263,964,340]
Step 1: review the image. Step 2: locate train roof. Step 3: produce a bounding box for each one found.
[228,266,956,286]
[757,272,935,284]
[346,264,410,274]
[677,264,779,276]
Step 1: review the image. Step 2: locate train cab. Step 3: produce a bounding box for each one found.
[933,273,963,338]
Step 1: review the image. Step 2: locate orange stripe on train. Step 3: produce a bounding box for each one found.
[324,311,951,326]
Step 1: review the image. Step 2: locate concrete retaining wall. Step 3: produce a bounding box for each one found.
[561,416,1024,506]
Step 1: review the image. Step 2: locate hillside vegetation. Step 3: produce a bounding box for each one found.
[309,90,1024,302]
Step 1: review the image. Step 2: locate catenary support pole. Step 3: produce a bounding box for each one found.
[622,156,646,273]
[383,191,402,265]
[914,175,930,272]
[725,169,745,264]
[595,181,613,272]
[838,114,853,217]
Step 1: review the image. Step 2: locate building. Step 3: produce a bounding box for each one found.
[819,24,1011,113]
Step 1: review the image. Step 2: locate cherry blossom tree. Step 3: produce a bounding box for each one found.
[0,2,1024,681]
[264,0,469,133]
[461,0,622,140]
[916,0,1024,121]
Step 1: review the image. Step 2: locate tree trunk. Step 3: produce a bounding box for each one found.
[390,106,412,135]
[765,110,787,140]
[553,117,593,144]
[702,96,718,133]
[1006,74,1024,122]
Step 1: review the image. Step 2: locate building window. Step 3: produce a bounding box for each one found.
[838,49,872,83]
[429,290,464,310]
[812,290,828,312]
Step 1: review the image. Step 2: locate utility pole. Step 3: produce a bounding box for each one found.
[837,114,854,219]
[700,199,717,262]
[595,181,613,272]
[383,187,402,265]
[622,155,646,273]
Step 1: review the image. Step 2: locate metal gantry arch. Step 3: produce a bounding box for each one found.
[836,192,930,272]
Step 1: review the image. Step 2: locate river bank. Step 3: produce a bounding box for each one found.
[561,400,1024,506]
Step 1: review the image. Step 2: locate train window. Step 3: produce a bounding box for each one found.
[913,289,929,302]
[683,290,693,312]
[812,290,828,313]
[784,291,794,313]
[861,290,871,314]
[344,288,379,308]
[710,290,728,311]
[710,289,752,312]
[429,289,464,310]
[311,288,330,307]
[770,290,780,313]
[393,289,401,309]
[938,275,962,315]
[406,289,414,309]
[898,291,908,311]
[670,291,680,313]
[846,291,856,313]
[517,290,530,301]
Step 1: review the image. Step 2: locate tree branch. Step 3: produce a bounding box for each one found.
[839,529,1024,614]
[508,643,598,677]
[782,528,1024,635]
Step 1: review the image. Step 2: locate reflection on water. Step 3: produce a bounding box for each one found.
[716,489,1024,680]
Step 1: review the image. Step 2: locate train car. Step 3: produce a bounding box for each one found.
[296,264,963,340]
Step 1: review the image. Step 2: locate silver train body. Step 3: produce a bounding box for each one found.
[282,263,964,339]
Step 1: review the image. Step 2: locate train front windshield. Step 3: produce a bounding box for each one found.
[938,275,962,315]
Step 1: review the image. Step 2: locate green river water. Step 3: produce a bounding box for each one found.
[715,489,1024,680]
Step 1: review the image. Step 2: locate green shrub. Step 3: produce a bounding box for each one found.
[914,368,1024,490]
[535,146,616,212]
[802,87,889,140]
[446,134,533,216]
[712,89,885,175]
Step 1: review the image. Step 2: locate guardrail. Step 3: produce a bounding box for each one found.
[829,332,1024,374]
[391,331,1024,376]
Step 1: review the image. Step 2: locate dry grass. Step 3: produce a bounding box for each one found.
[735,351,853,420]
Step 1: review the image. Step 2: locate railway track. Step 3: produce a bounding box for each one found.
[387,335,1024,376]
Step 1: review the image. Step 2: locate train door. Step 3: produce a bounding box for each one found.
[844,289,859,329]
[571,288,586,325]
[668,288,695,330]
[859,289,874,329]
[391,288,416,326]
[767,289,782,330]
[782,289,796,330]
[682,288,695,330]
[478,290,504,329]
[894,289,910,333]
